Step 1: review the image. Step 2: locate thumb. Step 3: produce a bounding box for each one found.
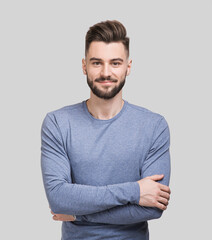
[147,174,164,181]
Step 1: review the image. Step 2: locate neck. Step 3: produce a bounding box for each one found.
[86,92,124,120]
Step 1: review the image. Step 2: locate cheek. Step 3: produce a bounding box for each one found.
[87,68,101,79]
[113,68,127,79]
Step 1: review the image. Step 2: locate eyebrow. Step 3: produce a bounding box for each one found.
[89,57,124,62]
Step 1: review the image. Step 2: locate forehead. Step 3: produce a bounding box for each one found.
[87,41,127,60]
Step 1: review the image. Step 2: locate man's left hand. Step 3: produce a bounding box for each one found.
[51,210,76,221]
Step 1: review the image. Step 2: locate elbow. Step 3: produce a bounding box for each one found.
[48,199,62,214]
[47,192,62,214]
[153,208,163,219]
[146,207,163,220]
[47,184,72,214]
[48,195,72,215]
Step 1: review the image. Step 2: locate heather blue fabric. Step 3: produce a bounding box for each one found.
[41,99,171,240]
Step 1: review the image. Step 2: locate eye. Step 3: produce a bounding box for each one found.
[92,62,101,66]
[112,62,121,67]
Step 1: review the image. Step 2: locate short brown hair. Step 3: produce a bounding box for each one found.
[85,20,129,57]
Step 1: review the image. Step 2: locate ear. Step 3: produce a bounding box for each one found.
[126,59,132,76]
[82,58,87,75]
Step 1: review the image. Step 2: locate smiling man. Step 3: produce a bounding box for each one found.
[85,41,128,101]
[41,20,171,240]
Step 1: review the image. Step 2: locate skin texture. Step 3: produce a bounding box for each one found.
[50,41,171,222]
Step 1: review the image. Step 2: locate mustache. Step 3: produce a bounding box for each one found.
[95,77,118,82]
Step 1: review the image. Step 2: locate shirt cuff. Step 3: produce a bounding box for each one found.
[131,181,140,205]
[74,215,82,221]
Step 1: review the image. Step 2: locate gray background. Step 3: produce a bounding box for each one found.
[1,0,211,239]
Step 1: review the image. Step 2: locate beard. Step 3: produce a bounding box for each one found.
[86,73,127,100]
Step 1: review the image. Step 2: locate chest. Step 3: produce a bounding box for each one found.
[66,122,150,185]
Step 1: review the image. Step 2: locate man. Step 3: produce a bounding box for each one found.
[41,20,171,240]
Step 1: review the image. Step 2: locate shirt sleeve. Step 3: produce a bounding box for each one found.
[40,113,140,216]
[75,117,171,224]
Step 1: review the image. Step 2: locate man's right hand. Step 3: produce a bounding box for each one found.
[137,174,171,210]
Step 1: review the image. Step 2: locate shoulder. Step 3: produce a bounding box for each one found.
[42,101,84,129]
[46,102,83,120]
[127,101,166,123]
[49,102,82,116]
[125,101,170,136]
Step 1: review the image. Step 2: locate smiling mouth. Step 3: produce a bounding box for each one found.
[99,80,113,82]
[98,81,114,84]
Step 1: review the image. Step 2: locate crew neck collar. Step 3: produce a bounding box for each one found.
[82,99,128,123]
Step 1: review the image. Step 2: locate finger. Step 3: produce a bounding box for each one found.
[159,184,171,194]
[156,202,167,211]
[51,210,55,215]
[157,196,169,206]
[159,191,170,200]
[53,215,59,221]
[148,174,164,181]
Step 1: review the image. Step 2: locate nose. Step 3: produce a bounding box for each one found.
[101,63,112,78]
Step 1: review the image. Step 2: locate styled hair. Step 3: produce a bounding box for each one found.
[85,20,129,57]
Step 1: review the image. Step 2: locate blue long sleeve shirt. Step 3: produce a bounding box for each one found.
[41,99,171,240]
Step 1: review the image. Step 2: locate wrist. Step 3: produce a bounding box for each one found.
[74,215,83,222]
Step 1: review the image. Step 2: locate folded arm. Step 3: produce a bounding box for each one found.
[75,117,171,224]
[41,113,140,216]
